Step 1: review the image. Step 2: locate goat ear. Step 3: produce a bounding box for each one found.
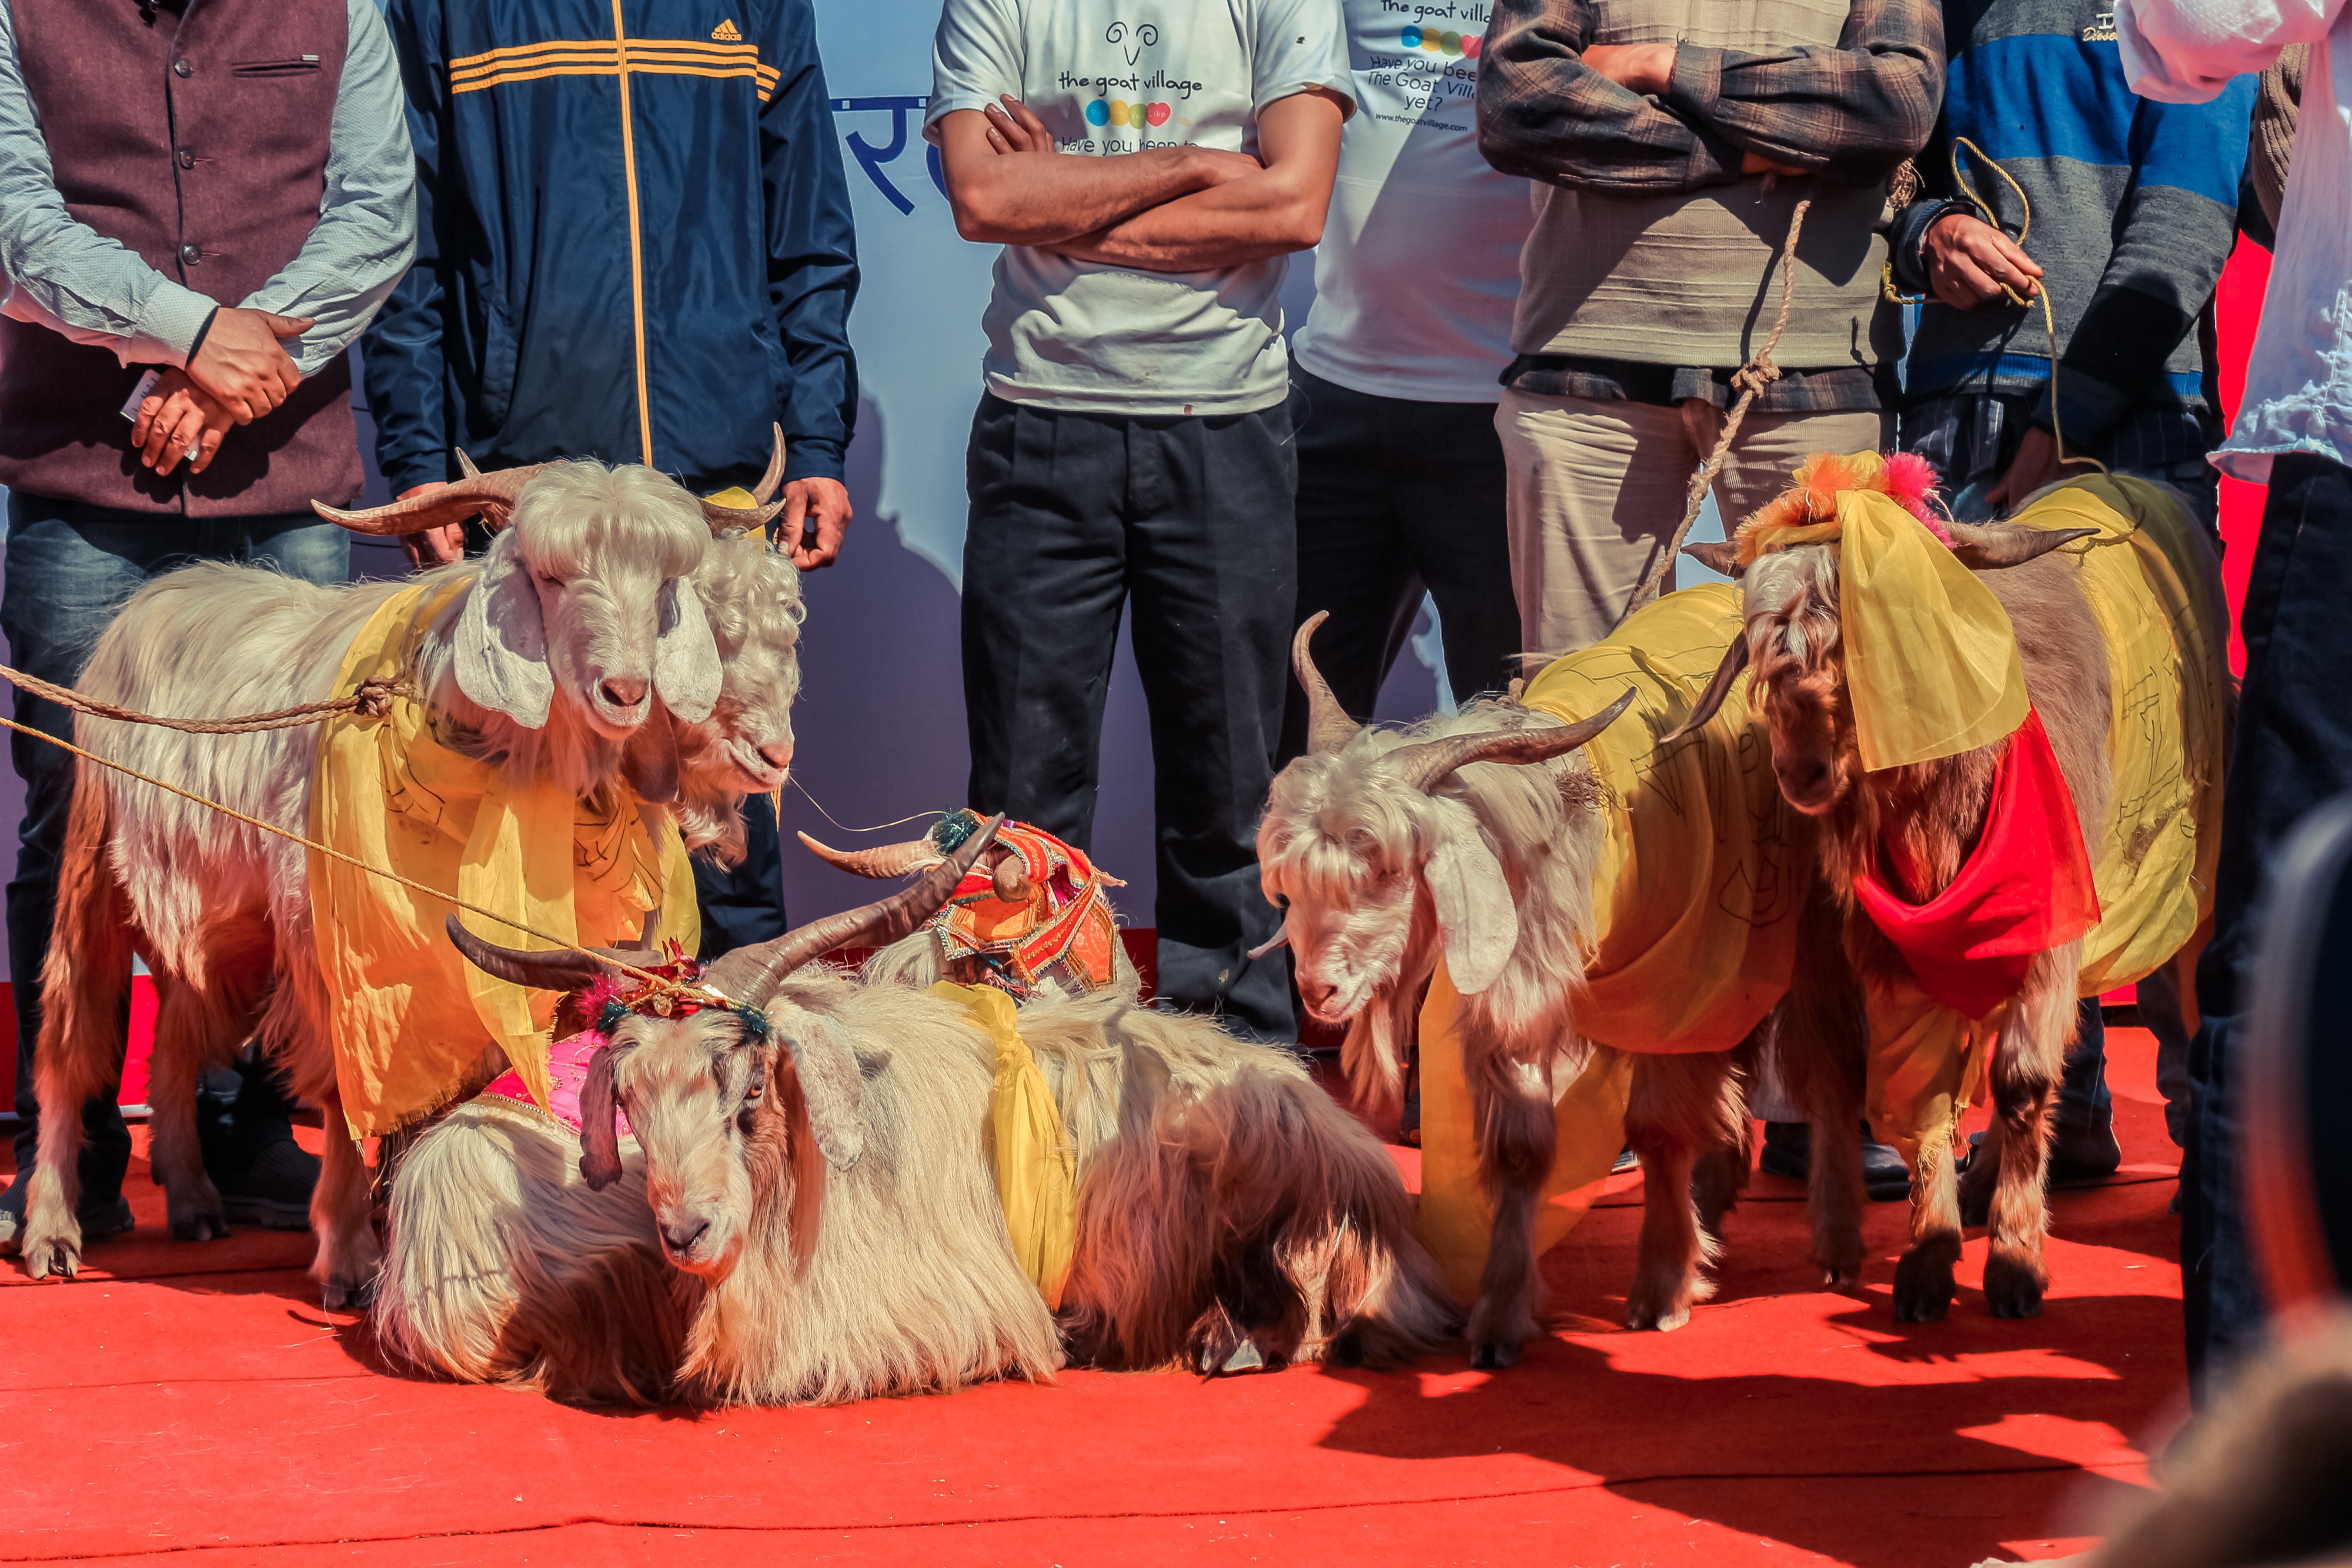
[577,1043,626,1191]
[1423,814,1518,995]
[622,704,681,805]
[653,576,722,725]
[778,1011,864,1171]
[454,533,556,727]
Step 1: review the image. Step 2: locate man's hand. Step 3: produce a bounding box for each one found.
[983,94,1260,182]
[1583,42,1676,95]
[780,477,851,571]
[1983,426,2087,512]
[1924,212,2043,310]
[1740,150,1808,177]
[396,483,467,571]
[185,307,313,423]
[128,369,235,476]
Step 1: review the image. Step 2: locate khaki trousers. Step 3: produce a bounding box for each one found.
[1496,387,1889,656]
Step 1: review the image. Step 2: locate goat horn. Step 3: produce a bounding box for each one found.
[1245,927,1289,961]
[711,815,1005,1004]
[453,447,483,480]
[1664,636,1752,743]
[313,464,552,536]
[1684,539,1743,579]
[699,492,791,535]
[1942,520,2099,570]
[440,912,655,993]
[753,423,787,504]
[797,831,942,880]
[1385,688,1638,793]
[1294,611,1362,754]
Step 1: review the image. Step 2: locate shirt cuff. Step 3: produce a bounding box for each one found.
[1664,44,1724,123]
[782,440,846,484]
[141,282,223,365]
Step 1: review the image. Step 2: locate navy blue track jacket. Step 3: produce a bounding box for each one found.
[363,0,858,496]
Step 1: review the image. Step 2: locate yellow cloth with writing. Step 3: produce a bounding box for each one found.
[1857,476,2229,1164]
[930,982,1078,1309]
[1839,490,2033,772]
[310,583,700,1139]
[1414,584,1805,1298]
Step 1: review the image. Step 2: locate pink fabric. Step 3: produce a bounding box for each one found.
[484,1032,628,1137]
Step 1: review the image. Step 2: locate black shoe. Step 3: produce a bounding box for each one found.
[1760,1122,1909,1201]
[0,1176,135,1249]
[1612,1147,1639,1175]
[212,1135,317,1231]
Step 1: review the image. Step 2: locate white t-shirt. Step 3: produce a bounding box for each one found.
[927,0,1354,417]
[1290,0,1529,403]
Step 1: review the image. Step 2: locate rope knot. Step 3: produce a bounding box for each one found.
[349,677,409,721]
[1731,355,1783,395]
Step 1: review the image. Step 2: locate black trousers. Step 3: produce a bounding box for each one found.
[691,801,787,959]
[961,392,1296,1041]
[1278,370,1523,763]
[2184,452,2352,1391]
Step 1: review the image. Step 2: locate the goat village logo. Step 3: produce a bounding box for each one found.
[1399,24,1482,55]
[2080,11,2118,39]
[1062,18,1203,142]
[710,16,743,40]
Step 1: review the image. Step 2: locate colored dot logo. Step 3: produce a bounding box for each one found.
[1086,98,1174,128]
[1399,25,1481,55]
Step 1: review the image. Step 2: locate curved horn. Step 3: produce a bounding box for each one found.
[442,913,653,993]
[990,847,1033,904]
[797,831,942,880]
[454,447,483,480]
[1385,688,1638,793]
[1685,539,1743,579]
[753,423,788,504]
[576,1041,626,1191]
[313,464,552,536]
[1294,611,1362,754]
[699,493,791,535]
[1664,636,1752,743]
[1943,520,2099,570]
[711,814,1005,1002]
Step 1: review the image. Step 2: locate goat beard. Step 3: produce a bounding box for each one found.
[1338,931,1439,1114]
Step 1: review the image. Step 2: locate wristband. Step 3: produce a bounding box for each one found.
[185,305,220,365]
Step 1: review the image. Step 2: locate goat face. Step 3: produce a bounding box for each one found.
[1259,752,1441,1024]
[1742,547,1859,815]
[684,534,804,794]
[460,463,717,740]
[597,1010,773,1281]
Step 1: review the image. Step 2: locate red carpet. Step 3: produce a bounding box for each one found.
[0,1029,2185,1566]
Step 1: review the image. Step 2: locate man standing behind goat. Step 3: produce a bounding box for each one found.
[363,0,861,958]
[926,0,1352,1044]
[1475,0,1943,654]
[0,0,415,1249]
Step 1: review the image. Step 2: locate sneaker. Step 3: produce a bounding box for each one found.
[0,1176,135,1250]
[1760,1122,1910,1202]
[211,1134,318,1232]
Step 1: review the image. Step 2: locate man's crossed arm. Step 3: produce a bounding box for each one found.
[936,88,1346,272]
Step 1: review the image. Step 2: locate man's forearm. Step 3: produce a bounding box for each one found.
[945,139,1224,245]
[1048,170,1325,271]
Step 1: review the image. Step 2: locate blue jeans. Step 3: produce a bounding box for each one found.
[2185,453,2352,1392]
[3,493,351,1202]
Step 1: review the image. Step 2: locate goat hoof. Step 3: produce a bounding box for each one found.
[1820,1266,1860,1289]
[169,1211,230,1243]
[1468,1339,1522,1371]
[22,1237,81,1281]
[1983,1253,2046,1319]
[1891,1250,1955,1323]
[321,1272,377,1312]
[1629,1303,1692,1332]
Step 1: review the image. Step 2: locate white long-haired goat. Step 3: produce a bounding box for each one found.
[1258,617,1865,1368]
[9,452,785,1305]
[375,823,1461,1404]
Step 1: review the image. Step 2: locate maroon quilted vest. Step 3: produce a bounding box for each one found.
[0,0,362,517]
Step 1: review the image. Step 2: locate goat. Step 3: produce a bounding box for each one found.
[9,450,785,1306]
[1258,610,1866,1367]
[1676,463,2224,1320]
[666,527,806,866]
[374,821,1460,1405]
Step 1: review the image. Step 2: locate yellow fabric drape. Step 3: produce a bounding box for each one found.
[309,584,699,1138]
[1838,490,2032,772]
[1853,476,2227,1158]
[1413,584,1805,1296]
[930,982,1078,1309]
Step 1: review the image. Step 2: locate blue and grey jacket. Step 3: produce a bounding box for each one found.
[1888,0,2254,444]
[363,0,858,496]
